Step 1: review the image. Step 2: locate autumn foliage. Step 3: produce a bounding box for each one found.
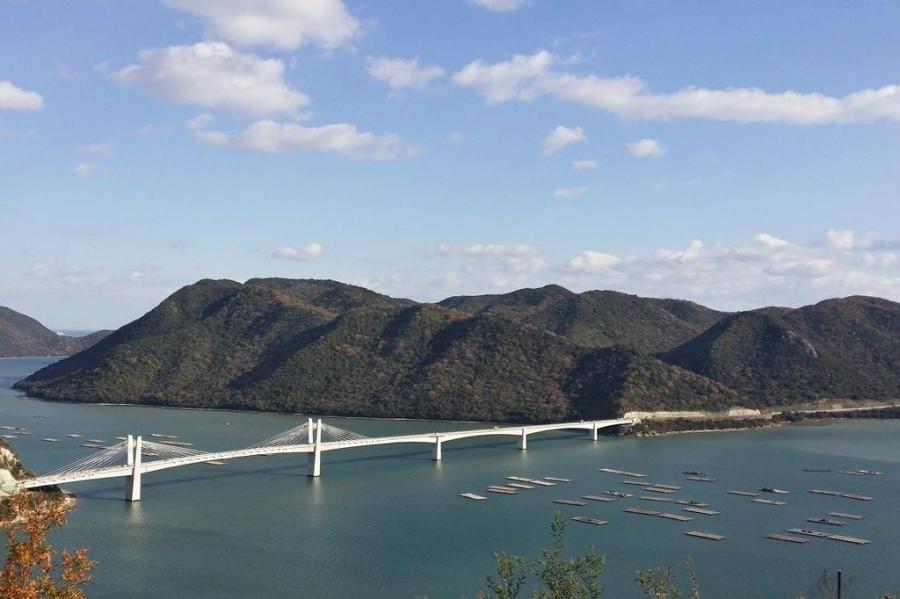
[0,491,93,599]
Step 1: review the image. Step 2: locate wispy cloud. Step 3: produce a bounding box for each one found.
[454,49,900,124]
[272,242,324,261]
[542,125,585,155]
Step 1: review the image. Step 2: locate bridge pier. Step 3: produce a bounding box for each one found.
[591,421,599,441]
[432,437,442,461]
[307,418,322,477]
[519,428,527,450]
[125,435,142,502]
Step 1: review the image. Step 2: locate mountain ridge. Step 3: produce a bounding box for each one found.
[11,279,900,422]
[0,306,110,358]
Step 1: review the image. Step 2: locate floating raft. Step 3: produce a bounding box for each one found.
[621,480,649,486]
[686,476,718,482]
[658,512,693,522]
[839,469,883,476]
[645,486,678,494]
[460,492,487,501]
[803,468,831,473]
[80,444,106,449]
[827,535,870,545]
[788,528,831,538]
[809,489,874,501]
[603,491,634,498]
[787,529,870,544]
[685,531,726,541]
[830,512,863,520]
[675,500,710,507]
[768,533,809,544]
[649,483,682,491]
[204,460,225,466]
[752,498,786,506]
[727,490,759,497]
[86,439,105,443]
[65,434,83,438]
[545,477,572,483]
[683,507,719,516]
[808,517,846,526]
[508,483,535,490]
[554,499,588,506]
[759,488,790,494]
[572,516,608,526]
[624,508,693,522]
[582,495,616,502]
[42,438,60,442]
[640,496,673,503]
[487,488,518,495]
[488,485,517,492]
[597,468,647,478]
[507,476,555,487]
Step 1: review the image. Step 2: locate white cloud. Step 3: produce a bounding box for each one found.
[72,162,97,177]
[626,138,667,157]
[454,49,900,124]
[553,185,588,199]
[568,251,622,273]
[0,80,43,111]
[367,56,445,91]
[864,253,899,269]
[825,229,856,250]
[162,0,359,50]
[194,119,419,160]
[435,242,547,282]
[113,42,309,117]
[452,50,553,105]
[469,0,529,11]
[272,242,324,261]
[824,228,900,251]
[75,143,112,156]
[572,159,600,171]
[438,243,538,257]
[753,232,789,249]
[542,125,585,155]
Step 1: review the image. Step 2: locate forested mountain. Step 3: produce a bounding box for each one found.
[0,307,109,358]
[663,296,900,404]
[13,279,739,422]
[12,280,900,422]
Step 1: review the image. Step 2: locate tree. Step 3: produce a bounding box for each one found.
[483,512,605,599]
[0,491,94,599]
[634,560,700,599]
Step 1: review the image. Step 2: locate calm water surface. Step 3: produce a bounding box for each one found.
[1,358,898,598]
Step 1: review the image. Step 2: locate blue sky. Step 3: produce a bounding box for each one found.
[2,0,899,329]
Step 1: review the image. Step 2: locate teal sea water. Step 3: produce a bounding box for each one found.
[1,358,898,598]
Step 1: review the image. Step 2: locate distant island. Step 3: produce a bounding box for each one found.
[11,278,900,424]
[0,307,110,358]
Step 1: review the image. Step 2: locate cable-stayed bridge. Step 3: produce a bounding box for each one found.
[11,417,638,501]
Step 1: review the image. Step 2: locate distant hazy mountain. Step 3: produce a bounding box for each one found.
[13,280,900,422]
[0,307,110,358]
[13,279,739,422]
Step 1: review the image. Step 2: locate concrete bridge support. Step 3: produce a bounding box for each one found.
[307,419,322,477]
[432,437,442,461]
[591,421,599,441]
[125,435,142,502]
[519,428,527,450]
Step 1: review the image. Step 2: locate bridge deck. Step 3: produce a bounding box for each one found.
[17,418,636,489]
